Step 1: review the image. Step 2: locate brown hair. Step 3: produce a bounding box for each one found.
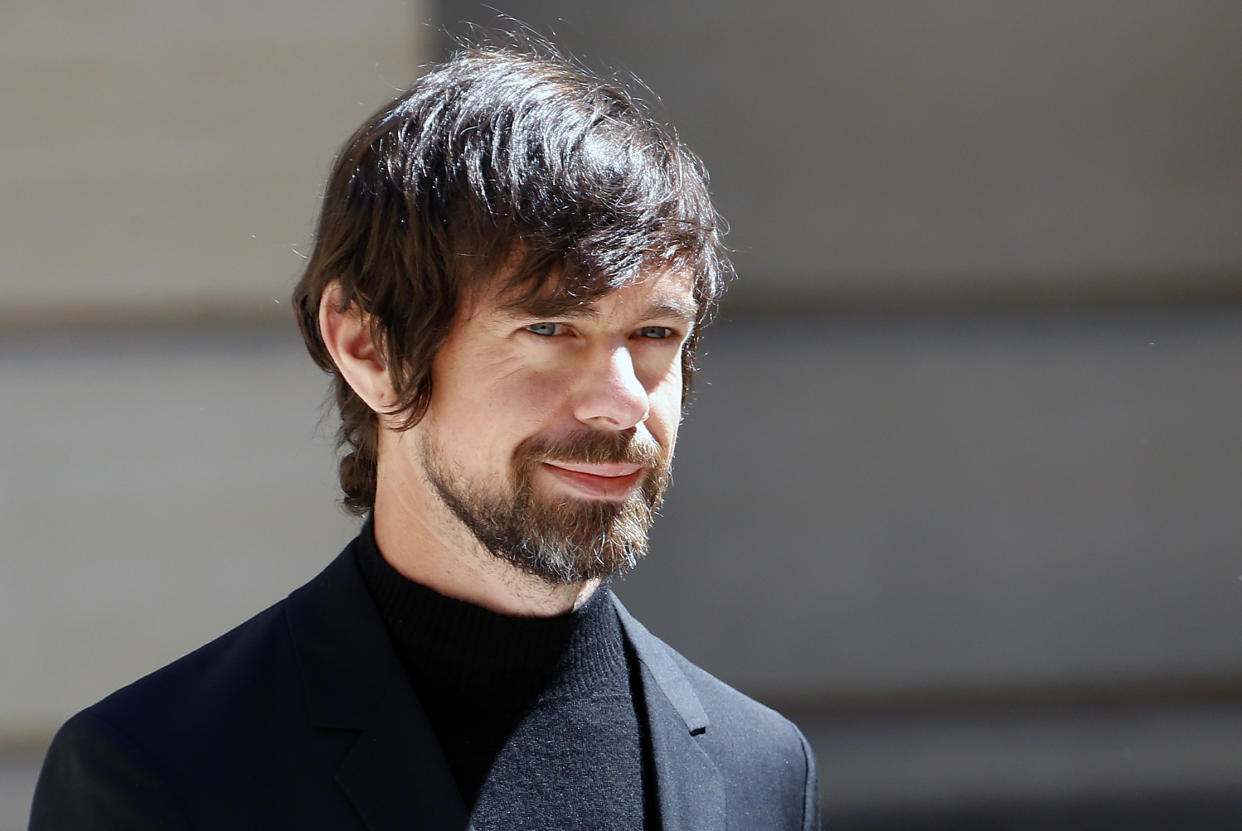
[293,46,732,515]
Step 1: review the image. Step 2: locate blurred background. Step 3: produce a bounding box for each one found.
[3,1,1241,828]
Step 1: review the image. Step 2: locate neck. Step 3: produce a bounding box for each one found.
[372,462,601,618]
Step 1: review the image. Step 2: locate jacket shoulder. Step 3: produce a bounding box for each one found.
[30,546,379,830]
[657,634,817,786]
[94,595,298,746]
[30,596,301,830]
[615,599,820,830]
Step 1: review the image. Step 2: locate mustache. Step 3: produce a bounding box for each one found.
[514,429,665,468]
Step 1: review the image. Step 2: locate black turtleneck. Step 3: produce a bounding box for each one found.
[354,519,651,830]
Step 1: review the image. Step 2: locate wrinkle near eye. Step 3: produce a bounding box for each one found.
[490,355,528,382]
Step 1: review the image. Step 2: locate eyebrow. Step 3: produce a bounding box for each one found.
[498,294,698,324]
[644,298,699,325]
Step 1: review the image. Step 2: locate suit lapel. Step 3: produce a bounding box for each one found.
[334,678,469,831]
[286,543,471,831]
[615,597,726,831]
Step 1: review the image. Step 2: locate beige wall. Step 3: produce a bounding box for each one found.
[1,1,425,322]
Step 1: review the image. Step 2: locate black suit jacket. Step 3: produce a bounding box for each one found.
[31,539,820,830]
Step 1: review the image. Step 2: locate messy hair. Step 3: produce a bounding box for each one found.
[293,45,732,515]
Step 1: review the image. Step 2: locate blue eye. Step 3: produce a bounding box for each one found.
[638,326,673,339]
[525,322,561,336]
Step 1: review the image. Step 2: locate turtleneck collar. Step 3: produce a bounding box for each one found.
[354,515,628,710]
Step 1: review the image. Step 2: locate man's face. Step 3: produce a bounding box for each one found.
[404,269,697,584]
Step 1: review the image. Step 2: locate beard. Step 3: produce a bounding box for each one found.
[419,427,671,584]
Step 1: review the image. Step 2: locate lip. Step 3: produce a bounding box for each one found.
[539,461,644,500]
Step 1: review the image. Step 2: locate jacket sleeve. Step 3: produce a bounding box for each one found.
[29,711,188,831]
[797,723,822,831]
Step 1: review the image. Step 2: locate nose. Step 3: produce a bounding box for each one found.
[572,345,651,430]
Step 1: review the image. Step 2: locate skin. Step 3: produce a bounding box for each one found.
[319,269,697,617]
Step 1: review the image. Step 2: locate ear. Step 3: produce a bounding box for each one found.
[318,281,394,415]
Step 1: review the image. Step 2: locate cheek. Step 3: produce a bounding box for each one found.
[444,367,567,459]
[489,363,573,434]
[512,367,570,405]
[646,375,684,451]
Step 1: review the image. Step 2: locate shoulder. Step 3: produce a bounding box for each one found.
[97,592,299,749]
[45,541,375,762]
[31,546,372,830]
[614,594,809,748]
[614,597,820,829]
[651,629,816,777]
[30,596,298,830]
[670,642,805,736]
[64,594,298,745]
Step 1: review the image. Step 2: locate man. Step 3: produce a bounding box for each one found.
[31,46,819,830]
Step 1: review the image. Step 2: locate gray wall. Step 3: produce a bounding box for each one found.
[1,2,420,826]
[0,0,424,321]
[439,1,1242,300]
